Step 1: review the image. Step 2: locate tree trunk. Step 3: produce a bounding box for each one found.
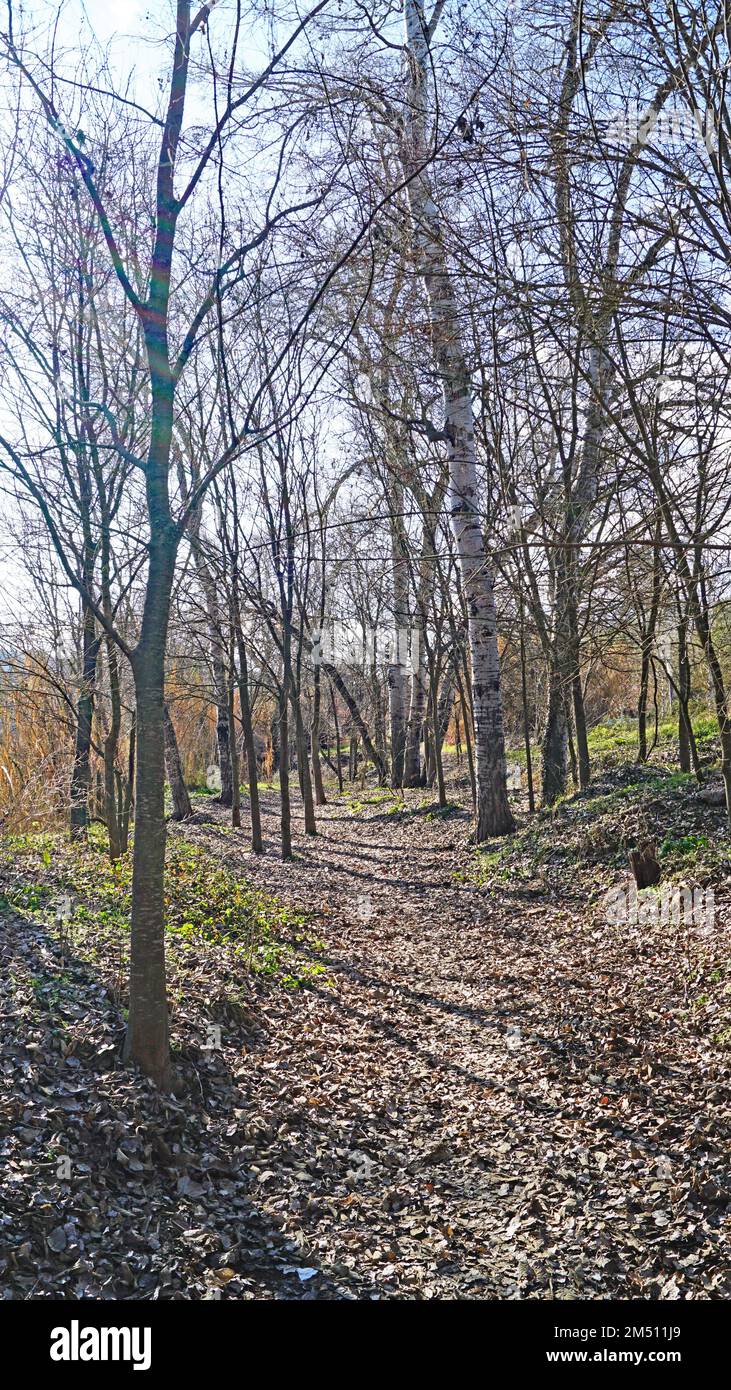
[542,660,568,806]
[678,615,691,773]
[430,670,447,807]
[103,637,124,859]
[330,681,344,793]
[270,709,281,774]
[403,623,427,787]
[572,659,590,791]
[637,520,663,762]
[163,701,192,820]
[321,658,385,780]
[516,610,535,813]
[125,525,177,1088]
[228,679,241,829]
[233,603,263,852]
[120,716,135,855]
[279,678,292,860]
[178,466,234,808]
[401,0,513,840]
[69,602,99,838]
[649,461,731,824]
[388,481,409,788]
[293,690,317,834]
[311,664,327,805]
[457,664,476,808]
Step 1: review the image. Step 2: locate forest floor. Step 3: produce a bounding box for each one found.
[1,755,731,1300]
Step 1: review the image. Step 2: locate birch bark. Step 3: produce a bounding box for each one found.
[399,0,513,836]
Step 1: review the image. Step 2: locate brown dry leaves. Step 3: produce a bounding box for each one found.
[1,770,730,1299]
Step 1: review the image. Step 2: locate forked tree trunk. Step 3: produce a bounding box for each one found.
[542,661,568,806]
[401,0,513,840]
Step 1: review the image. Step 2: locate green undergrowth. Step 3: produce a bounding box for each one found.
[458,763,731,890]
[341,787,400,813]
[506,708,720,778]
[0,827,328,990]
[587,709,719,763]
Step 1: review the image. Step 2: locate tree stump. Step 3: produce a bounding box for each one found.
[628,842,661,888]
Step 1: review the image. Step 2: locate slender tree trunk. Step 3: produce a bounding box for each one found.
[163,701,192,820]
[542,660,568,805]
[457,664,476,808]
[279,677,292,861]
[650,461,731,823]
[125,519,177,1087]
[571,651,590,790]
[179,472,234,808]
[103,638,124,859]
[567,701,579,790]
[229,679,241,829]
[519,608,536,813]
[388,481,409,787]
[311,664,327,805]
[69,601,99,838]
[430,670,447,807]
[678,614,691,774]
[436,662,455,756]
[321,659,385,779]
[120,716,135,854]
[403,623,427,787]
[293,690,316,834]
[401,0,513,840]
[330,681,344,793]
[637,520,663,762]
[232,599,262,852]
[270,709,281,774]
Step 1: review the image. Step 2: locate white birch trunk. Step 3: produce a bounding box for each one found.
[400,0,513,837]
[388,478,410,787]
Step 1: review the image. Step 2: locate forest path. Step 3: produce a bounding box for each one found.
[3,781,727,1300]
[184,784,728,1299]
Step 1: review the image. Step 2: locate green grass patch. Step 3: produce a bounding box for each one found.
[0,828,329,990]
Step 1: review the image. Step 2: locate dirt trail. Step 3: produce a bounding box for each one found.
[2,783,729,1300]
[184,787,730,1300]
